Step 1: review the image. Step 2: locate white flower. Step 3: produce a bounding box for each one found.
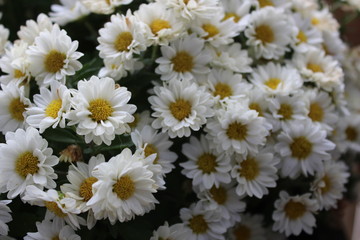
[0,200,12,236]
[27,25,83,87]
[221,0,252,31]
[311,160,349,210]
[80,0,133,14]
[129,110,154,131]
[155,34,211,81]
[306,8,339,33]
[0,82,31,134]
[26,82,71,133]
[180,135,232,189]
[24,219,80,240]
[249,62,303,95]
[149,79,214,138]
[227,214,267,240]
[243,87,270,118]
[322,30,346,61]
[0,24,9,55]
[272,191,319,236]
[0,127,58,199]
[150,222,187,240]
[87,148,158,224]
[333,113,360,153]
[98,57,143,81]
[50,0,90,26]
[231,148,278,198]
[67,76,136,145]
[245,7,296,59]
[17,13,54,45]
[275,119,335,178]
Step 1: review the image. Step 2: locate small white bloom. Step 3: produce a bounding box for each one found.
[221,0,252,31]
[306,8,339,33]
[227,214,267,240]
[80,0,133,14]
[150,222,187,240]
[17,13,54,45]
[98,57,143,81]
[334,113,360,153]
[24,219,80,240]
[0,200,12,236]
[322,30,346,61]
[50,0,90,26]
[0,24,9,55]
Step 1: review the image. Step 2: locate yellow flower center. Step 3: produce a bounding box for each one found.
[209,186,227,205]
[213,83,233,99]
[45,201,67,218]
[183,0,189,4]
[9,97,27,121]
[258,0,273,8]
[234,224,251,240]
[114,32,133,52]
[226,122,248,141]
[52,236,60,240]
[284,200,306,220]
[223,12,241,22]
[45,99,62,118]
[249,103,263,117]
[88,98,113,122]
[297,30,308,43]
[255,25,274,43]
[290,136,313,160]
[150,19,171,35]
[320,175,332,194]
[169,99,192,121]
[128,113,139,129]
[79,177,97,202]
[307,63,323,73]
[105,0,111,5]
[239,157,259,180]
[44,50,66,73]
[14,69,25,79]
[15,151,39,178]
[113,175,135,200]
[188,215,208,234]
[346,126,358,141]
[308,102,324,122]
[265,78,281,90]
[278,104,293,120]
[171,51,194,73]
[202,24,220,39]
[311,17,320,25]
[197,153,217,174]
[144,143,159,164]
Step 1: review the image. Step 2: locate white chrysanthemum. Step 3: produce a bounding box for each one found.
[205,102,271,156]
[80,0,133,14]
[149,79,214,138]
[22,185,84,230]
[17,13,54,45]
[334,113,360,152]
[221,0,252,31]
[0,40,31,86]
[50,0,90,26]
[134,2,185,45]
[322,31,346,61]
[129,110,154,131]
[26,82,71,133]
[254,0,292,10]
[243,87,269,118]
[155,34,211,81]
[306,8,339,33]
[131,125,177,175]
[275,119,335,178]
[97,12,149,60]
[0,24,9,55]
[291,0,318,15]
[207,42,253,73]
[98,57,143,81]
[66,76,136,145]
[227,214,266,240]
[311,160,349,210]
[231,148,278,198]
[180,135,232,189]
[150,222,187,240]
[27,25,83,87]
[292,48,344,91]
[0,82,31,134]
[86,148,158,224]
[244,7,296,59]
[0,127,58,199]
[250,62,303,95]
[272,191,319,236]
[0,200,12,236]
[24,219,80,240]
[180,201,228,240]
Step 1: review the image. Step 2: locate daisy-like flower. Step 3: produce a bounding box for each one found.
[0,82,31,134]
[322,30,346,61]
[17,13,54,45]
[87,148,158,224]
[307,7,339,33]
[275,119,335,178]
[254,0,292,10]
[226,214,267,240]
[292,48,344,91]
[272,191,319,236]
[98,57,143,81]
[0,127,58,199]
[22,186,84,230]
[97,12,150,61]
[155,34,211,81]
[244,7,296,59]
[129,110,153,131]
[66,76,136,145]
[221,0,252,31]
[0,24,9,55]
[149,78,214,138]
[50,0,90,26]
[244,87,269,118]
[250,62,303,95]
[80,0,133,14]
[180,201,228,240]
[180,135,232,189]
[27,25,83,87]
[150,222,187,240]
[205,101,271,156]
[24,219,80,240]
[26,82,71,133]
[131,125,177,175]
[0,200,12,236]
[333,113,360,153]
[311,160,349,210]
[231,148,278,198]
[134,2,185,45]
